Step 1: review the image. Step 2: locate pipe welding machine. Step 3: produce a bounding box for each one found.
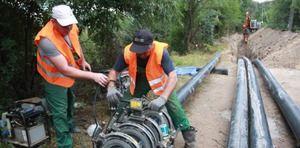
[91,96,182,148]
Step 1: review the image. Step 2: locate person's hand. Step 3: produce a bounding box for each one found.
[81,60,91,71]
[148,96,167,111]
[93,73,108,87]
[106,87,122,104]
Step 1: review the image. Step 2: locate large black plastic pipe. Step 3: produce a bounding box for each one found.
[227,59,248,148]
[177,52,221,104]
[196,66,228,75]
[253,59,300,146]
[243,57,273,148]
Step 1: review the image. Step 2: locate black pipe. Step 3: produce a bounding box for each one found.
[196,66,228,75]
[242,57,273,148]
[177,52,221,104]
[227,59,248,148]
[253,59,300,146]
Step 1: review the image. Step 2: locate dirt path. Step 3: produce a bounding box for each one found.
[175,29,300,148]
[174,50,237,148]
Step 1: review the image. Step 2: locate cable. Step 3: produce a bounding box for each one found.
[91,69,130,146]
[92,86,101,139]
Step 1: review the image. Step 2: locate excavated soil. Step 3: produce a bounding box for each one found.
[174,28,300,148]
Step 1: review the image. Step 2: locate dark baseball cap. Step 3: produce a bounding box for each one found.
[130,29,153,54]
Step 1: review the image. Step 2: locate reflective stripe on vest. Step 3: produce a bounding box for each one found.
[124,41,169,95]
[151,73,167,94]
[34,21,81,87]
[39,52,75,69]
[37,63,72,79]
[128,75,136,88]
[148,73,166,86]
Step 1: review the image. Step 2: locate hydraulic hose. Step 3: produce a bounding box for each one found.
[243,57,273,148]
[227,59,248,148]
[177,52,221,104]
[253,59,300,146]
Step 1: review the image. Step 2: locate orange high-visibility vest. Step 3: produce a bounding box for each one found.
[124,41,169,95]
[243,12,251,29]
[34,21,82,87]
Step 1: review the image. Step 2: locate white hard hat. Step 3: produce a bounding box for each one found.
[86,124,98,137]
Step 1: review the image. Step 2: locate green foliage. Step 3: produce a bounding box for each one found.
[167,0,244,54]
[266,0,300,31]
[0,0,177,103]
[167,25,187,55]
[168,0,216,54]
[217,0,242,35]
[203,43,225,53]
[0,0,44,100]
[172,58,184,67]
[199,16,215,46]
[0,39,17,86]
[292,26,300,32]
[203,43,213,52]
[240,0,253,14]
[268,0,291,30]
[0,104,3,115]
[79,27,104,70]
[0,98,14,114]
[0,140,14,148]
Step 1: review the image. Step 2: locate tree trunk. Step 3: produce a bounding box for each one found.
[287,0,296,31]
[287,8,294,31]
[185,0,201,52]
[25,2,35,98]
[186,1,194,52]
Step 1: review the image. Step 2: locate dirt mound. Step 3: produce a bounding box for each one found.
[222,28,300,69]
[248,28,300,69]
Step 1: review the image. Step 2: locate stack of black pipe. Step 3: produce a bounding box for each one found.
[228,57,300,147]
[254,59,300,147]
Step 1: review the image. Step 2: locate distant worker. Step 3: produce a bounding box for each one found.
[106,29,196,148]
[243,12,251,30]
[243,12,251,42]
[34,4,108,147]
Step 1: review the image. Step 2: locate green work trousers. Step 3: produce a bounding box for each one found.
[43,79,74,148]
[118,67,190,130]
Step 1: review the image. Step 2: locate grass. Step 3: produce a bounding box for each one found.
[171,50,219,67]
[171,49,223,90]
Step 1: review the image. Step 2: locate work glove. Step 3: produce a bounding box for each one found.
[148,96,167,111]
[106,87,122,104]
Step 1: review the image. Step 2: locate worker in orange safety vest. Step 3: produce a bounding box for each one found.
[243,12,251,42]
[106,29,196,148]
[34,5,108,147]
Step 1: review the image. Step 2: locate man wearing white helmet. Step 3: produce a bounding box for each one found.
[34,5,108,147]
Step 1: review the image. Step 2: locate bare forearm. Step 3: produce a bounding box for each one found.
[49,55,108,86]
[107,69,119,87]
[60,66,95,79]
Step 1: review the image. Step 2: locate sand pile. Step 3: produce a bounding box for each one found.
[248,28,300,69]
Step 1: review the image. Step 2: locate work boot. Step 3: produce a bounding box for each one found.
[182,126,196,148]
